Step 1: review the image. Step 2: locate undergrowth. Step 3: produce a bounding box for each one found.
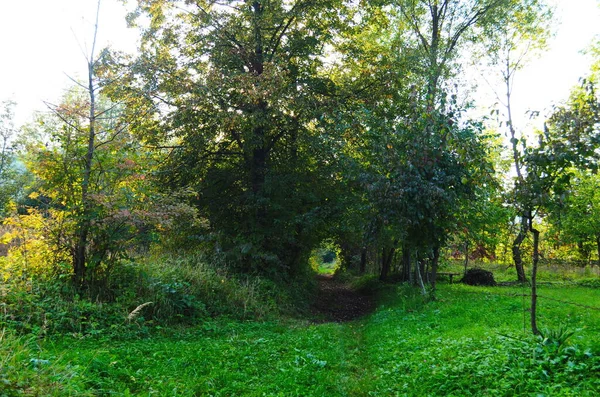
[2,253,600,396]
[2,281,600,396]
[0,252,314,339]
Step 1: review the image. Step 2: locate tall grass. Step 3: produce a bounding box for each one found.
[0,251,315,338]
[0,329,93,396]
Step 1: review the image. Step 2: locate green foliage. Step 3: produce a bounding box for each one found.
[309,240,341,275]
[4,2,600,393]
[348,273,384,294]
[110,0,352,276]
[0,252,314,339]
[0,100,31,219]
[2,283,599,396]
[0,329,93,396]
[3,90,204,293]
[136,253,310,320]
[577,278,600,289]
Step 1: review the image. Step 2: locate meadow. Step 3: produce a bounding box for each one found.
[2,265,600,396]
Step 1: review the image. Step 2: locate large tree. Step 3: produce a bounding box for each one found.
[389,0,515,107]
[117,0,351,276]
[335,0,515,289]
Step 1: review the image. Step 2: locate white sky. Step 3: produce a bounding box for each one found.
[504,0,600,124]
[0,0,137,124]
[0,0,599,127]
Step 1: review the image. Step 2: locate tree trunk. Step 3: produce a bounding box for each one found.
[73,2,101,289]
[431,245,440,292]
[426,3,441,109]
[359,247,367,274]
[512,216,528,283]
[401,245,411,282]
[380,246,395,281]
[463,240,469,276]
[249,1,268,233]
[530,223,540,335]
[504,47,529,284]
[596,235,600,267]
[415,258,427,296]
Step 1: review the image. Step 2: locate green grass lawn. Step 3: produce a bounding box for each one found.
[3,283,600,396]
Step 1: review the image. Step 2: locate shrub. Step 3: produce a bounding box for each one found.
[578,278,600,288]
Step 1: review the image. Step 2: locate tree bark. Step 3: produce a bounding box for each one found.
[73,0,101,288]
[359,247,367,274]
[512,216,528,283]
[249,2,268,232]
[430,245,440,292]
[380,246,395,281]
[596,235,600,267]
[463,240,469,276]
[415,258,427,296]
[401,245,411,282]
[530,221,540,335]
[426,3,441,108]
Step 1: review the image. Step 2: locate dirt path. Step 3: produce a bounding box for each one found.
[310,274,376,323]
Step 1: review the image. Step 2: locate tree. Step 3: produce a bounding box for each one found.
[523,86,599,334]
[114,0,352,276]
[0,100,23,216]
[544,80,600,261]
[3,0,195,291]
[390,0,514,107]
[481,0,553,283]
[319,0,513,291]
[552,170,600,265]
[451,133,511,273]
[351,0,521,291]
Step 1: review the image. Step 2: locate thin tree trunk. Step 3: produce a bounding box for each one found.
[0,133,8,177]
[73,0,101,288]
[530,222,540,335]
[402,245,411,282]
[463,240,469,276]
[504,49,529,284]
[380,246,395,281]
[512,216,528,283]
[360,247,367,274]
[380,247,388,280]
[431,245,440,292]
[415,258,427,296]
[596,235,600,266]
[426,3,441,109]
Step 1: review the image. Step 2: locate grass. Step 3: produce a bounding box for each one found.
[3,281,600,396]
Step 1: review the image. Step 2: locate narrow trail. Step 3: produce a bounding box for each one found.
[310,274,376,323]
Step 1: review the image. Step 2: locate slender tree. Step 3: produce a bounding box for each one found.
[480,0,553,283]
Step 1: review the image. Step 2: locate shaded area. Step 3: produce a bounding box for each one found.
[310,274,376,322]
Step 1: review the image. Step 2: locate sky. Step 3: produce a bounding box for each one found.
[501,0,600,125]
[0,0,599,127]
[0,0,137,124]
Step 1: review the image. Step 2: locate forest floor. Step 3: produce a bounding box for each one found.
[310,274,376,322]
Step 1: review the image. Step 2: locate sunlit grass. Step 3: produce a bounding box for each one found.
[3,282,596,396]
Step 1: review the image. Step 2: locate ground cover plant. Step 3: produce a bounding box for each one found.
[2,280,599,396]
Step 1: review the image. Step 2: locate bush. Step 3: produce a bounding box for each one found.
[578,278,600,289]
